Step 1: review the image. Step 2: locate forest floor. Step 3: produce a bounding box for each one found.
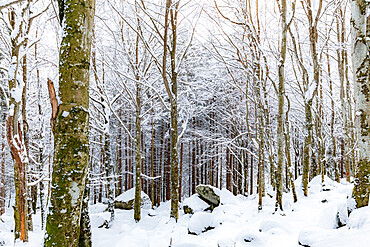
[1,175,370,247]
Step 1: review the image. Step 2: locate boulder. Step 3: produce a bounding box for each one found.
[347,206,370,229]
[114,188,152,210]
[259,219,290,234]
[298,227,327,247]
[196,184,221,208]
[182,194,211,214]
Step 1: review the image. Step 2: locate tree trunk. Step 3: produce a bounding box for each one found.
[275,0,287,212]
[44,0,95,245]
[351,0,370,208]
[7,8,29,242]
[134,60,142,222]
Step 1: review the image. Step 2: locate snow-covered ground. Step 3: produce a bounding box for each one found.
[1,176,369,247]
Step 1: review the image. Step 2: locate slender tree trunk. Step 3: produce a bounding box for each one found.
[285,96,297,203]
[226,147,231,191]
[250,147,253,194]
[0,118,5,216]
[179,142,183,201]
[150,107,155,208]
[104,130,115,227]
[327,45,339,183]
[117,109,122,196]
[7,8,29,242]
[0,72,6,216]
[134,59,142,222]
[275,0,287,212]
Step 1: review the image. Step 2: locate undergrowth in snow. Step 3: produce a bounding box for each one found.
[1,176,369,247]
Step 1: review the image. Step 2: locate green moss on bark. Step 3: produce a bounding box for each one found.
[44,0,95,246]
[353,159,370,208]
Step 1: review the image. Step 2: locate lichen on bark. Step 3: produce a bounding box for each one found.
[44,0,95,246]
[351,0,370,209]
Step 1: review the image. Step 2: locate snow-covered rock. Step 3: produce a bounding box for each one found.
[217,237,235,247]
[336,201,349,227]
[259,219,289,234]
[114,188,152,210]
[236,229,264,246]
[220,188,239,205]
[196,184,221,208]
[90,214,108,228]
[347,206,370,229]
[187,212,220,235]
[309,175,336,194]
[317,204,338,229]
[298,227,325,246]
[148,209,157,217]
[182,194,210,214]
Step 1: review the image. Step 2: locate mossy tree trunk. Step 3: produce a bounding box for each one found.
[351,0,370,209]
[44,0,95,246]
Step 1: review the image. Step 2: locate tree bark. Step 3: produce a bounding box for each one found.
[275,0,287,212]
[44,0,95,245]
[351,0,370,208]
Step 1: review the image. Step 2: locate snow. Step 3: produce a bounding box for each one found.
[304,80,317,103]
[1,176,370,246]
[115,187,149,204]
[61,111,69,117]
[187,212,220,235]
[347,206,370,229]
[181,194,210,213]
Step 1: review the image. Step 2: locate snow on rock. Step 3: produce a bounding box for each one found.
[336,200,349,227]
[182,194,210,214]
[217,237,235,247]
[235,228,265,246]
[114,188,151,210]
[309,175,336,194]
[90,214,108,229]
[298,227,326,246]
[347,206,370,229]
[187,212,220,235]
[172,243,204,247]
[220,188,239,205]
[317,204,338,229]
[259,219,290,234]
[195,184,221,208]
[148,209,157,216]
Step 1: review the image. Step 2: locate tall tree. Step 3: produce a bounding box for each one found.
[6,2,33,241]
[275,0,288,212]
[44,0,95,245]
[300,0,323,197]
[351,0,369,208]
